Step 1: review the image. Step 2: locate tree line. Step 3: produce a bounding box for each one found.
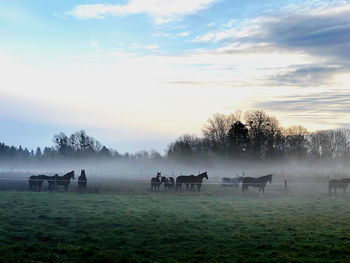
[167,110,350,162]
[1,110,350,163]
[0,130,161,161]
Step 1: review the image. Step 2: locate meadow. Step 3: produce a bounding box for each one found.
[0,181,350,263]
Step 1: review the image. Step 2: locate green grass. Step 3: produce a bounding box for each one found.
[0,189,350,262]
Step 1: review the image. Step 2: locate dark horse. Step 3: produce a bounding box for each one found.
[151,172,162,192]
[161,176,175,191]
[47,174,59,192]
[55,171,75,191]
[78,169,88,193]
[242,174,272,194]
[29,175,50,192]
[176,172,208,192]
[329,178,350,196]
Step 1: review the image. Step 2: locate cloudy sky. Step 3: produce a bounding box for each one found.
[1,0,350,152]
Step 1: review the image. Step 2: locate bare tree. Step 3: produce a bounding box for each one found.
[202,111,241,154]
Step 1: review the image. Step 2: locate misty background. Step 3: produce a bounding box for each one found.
[1,110,349,184]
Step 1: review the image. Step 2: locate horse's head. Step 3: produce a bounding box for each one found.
[156,172,161,178]
[161,176,167,183]
[268,174,273,184]
[71,170,75,180]
[203,171,208,180]
[81,169,86,178]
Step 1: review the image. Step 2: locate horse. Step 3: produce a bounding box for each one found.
[29,175,50,192]
[78,169,88,193]
[168,177,175,191]
[176,172,208,192]
[242,174,272,194]
[161,176,175,191]
[55,171,75,191]
[151,172,162,192]
[47,174,59,192]
[222,176,243,190]
[329,178,350,196]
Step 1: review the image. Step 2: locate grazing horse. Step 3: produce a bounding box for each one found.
[78,169,88,193]
[329,178,350,196]
[242,174,272,194]
[176,172,208,192]
[222,176,243,190]
[55,171,75,191]
[161,176,175,191]
[151,172,162,192]
[29,175,50,192]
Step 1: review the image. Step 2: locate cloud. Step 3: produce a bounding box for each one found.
[192,3,350,87]
[177,31,190,37]
[67,0,216,24]
[265,65,347,87]
[144,44,159,50]
[253,90,350,129]
[194,4,350,59]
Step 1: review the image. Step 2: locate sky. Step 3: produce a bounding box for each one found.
[1,0,350,153]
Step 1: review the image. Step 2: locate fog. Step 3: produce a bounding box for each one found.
[0,157,348,191]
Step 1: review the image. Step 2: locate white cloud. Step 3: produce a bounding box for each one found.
[223,19,236,28]
[144,44,159,50]
[177,31,190,37]
[129,43,140,50]
[67,0,216,24]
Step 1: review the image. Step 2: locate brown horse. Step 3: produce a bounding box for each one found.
[242,174,272,194]
[55,171,75,191]
[29,175,50,192]
[151,172,162,192]
[176,172,208,192]
[161,176,175,191]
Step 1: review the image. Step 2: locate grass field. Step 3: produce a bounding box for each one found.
[1,186,350,263]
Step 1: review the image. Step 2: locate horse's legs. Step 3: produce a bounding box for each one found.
[197,184,201,192]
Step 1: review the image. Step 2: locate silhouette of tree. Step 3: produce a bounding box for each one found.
[284,126,309,159]
[35,147,42,158]
[202,112,240,155]
[99,146,112,158]
[227,121,250,158]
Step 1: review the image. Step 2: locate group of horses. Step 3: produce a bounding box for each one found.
[28,169,350,195]
[223,174,350,195]
[28,170,87,192]
[151,172,208,192]
[222,174,273,193]
[151,172,273,193]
